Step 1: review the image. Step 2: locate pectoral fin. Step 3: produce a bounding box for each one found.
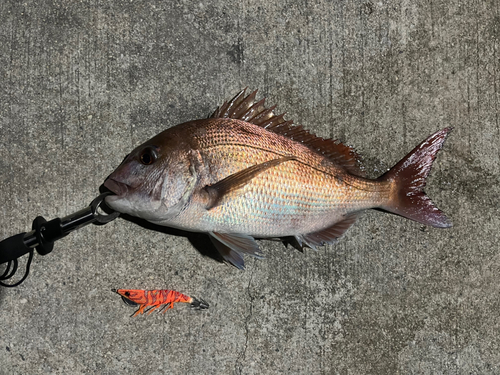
[204,156,295,209]
[209,232,264,270]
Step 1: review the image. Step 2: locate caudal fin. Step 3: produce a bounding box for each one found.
[379,128,452,228]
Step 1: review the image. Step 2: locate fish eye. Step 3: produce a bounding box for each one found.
[124,291,130,296]
[139,147,158,165]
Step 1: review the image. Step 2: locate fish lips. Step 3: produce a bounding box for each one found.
[103,178,129,197]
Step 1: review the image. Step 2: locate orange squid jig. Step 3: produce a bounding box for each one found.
[113,288,209,317]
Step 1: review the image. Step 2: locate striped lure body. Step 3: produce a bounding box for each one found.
[104,89,452,269]
[113,289,208,316]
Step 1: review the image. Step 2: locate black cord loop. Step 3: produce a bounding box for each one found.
[0,192,118,287]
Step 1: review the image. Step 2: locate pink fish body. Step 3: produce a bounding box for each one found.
[104,90,452,268]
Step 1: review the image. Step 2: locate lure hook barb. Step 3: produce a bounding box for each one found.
[0,192,119,287]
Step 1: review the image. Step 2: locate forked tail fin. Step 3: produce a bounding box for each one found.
[378,128,452,228]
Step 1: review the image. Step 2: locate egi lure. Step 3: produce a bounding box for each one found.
[113,288,209,317]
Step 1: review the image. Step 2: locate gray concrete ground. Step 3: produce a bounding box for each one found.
[0,0,499,374]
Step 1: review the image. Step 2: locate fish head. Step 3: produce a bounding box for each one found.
[103,130,195,222]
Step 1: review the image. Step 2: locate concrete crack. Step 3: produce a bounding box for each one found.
[235,268,255,375]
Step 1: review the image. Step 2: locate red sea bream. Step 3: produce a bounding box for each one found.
[104,90,452,269]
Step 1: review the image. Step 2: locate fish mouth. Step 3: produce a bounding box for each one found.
[103,178,129,196]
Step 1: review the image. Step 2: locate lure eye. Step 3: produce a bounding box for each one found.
[139,147,158,165]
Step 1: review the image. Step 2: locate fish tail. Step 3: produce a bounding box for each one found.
[378,128,452,228]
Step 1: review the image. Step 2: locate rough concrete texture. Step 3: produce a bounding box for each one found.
[0,0,499,374]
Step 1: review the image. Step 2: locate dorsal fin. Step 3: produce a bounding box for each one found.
[211,89,364,176]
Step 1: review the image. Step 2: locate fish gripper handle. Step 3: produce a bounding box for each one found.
[0,192,119,287]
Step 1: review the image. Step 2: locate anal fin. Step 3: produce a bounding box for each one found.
[204,156,295,209]
[209,232,264,270]
[294,213,358,250]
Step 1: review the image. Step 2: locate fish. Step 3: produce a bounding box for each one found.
[103,89,452,269]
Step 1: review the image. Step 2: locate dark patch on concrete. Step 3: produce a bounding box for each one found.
[127,65,141,90]
[227,40,244,65]
[487,16,500,39]
[360,2,374,16]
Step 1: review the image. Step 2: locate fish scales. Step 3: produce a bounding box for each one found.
[104,89,452,269]
[168,119,389,236]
